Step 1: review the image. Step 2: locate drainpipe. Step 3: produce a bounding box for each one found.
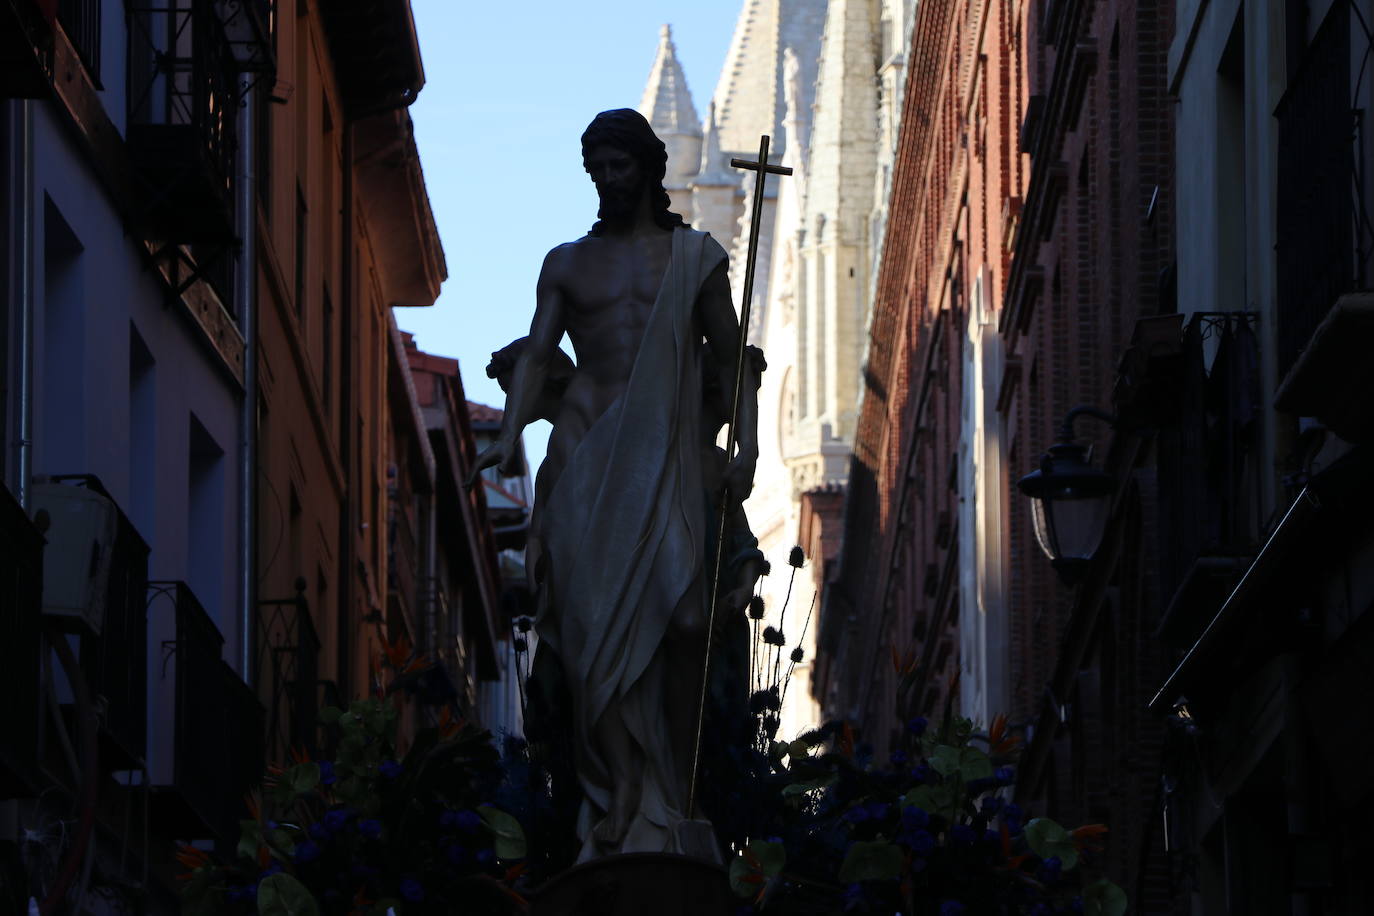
[10,100,34,508]
[236,80,258,683]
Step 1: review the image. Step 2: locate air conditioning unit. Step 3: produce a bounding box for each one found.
[30,482,117,635]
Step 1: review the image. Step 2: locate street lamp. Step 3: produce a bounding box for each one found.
[1016,407,1117,584]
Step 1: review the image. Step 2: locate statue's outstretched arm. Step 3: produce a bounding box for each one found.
[467,248,568,486]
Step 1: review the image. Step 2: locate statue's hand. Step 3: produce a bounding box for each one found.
[723,447,758,510]
[466,438,519,490]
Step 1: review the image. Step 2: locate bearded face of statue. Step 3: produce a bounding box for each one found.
[584,143,646,223]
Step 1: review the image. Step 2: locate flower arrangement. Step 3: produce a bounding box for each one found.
[177,639,533,916]
[723,711,1126,914]
[175,546,1126,916]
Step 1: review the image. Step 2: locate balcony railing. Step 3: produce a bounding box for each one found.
[57,0,99,83]
[127,0,240,243]
[221,657,264,850]
[149,580,226,838]
[0,486,43,793]
[1155,313,1264,647]
[1275,4,1366,377]
[257,584,321,763]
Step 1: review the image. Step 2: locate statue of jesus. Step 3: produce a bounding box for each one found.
[470,109,760,863]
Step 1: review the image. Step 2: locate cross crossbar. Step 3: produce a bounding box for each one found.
[729,156,794,177]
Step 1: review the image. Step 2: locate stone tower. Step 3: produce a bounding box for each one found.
[637,0,930,739]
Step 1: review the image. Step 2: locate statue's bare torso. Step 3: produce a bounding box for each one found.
[541,228,678,474]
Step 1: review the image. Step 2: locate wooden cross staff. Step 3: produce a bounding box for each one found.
[688,135,792,818]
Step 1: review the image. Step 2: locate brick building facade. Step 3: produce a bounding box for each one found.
[816,0,1178,907]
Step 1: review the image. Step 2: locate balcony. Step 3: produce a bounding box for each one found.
[127,0,242,244]
[1154,313,1263,646]
[0,485,43,793]
[148,580,226,838]
[57,0,99,83]
[257,585,321,763]
[0,0,55,97]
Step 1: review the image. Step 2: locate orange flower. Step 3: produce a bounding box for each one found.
[174,845,212,871]
[1072,823,1109,851]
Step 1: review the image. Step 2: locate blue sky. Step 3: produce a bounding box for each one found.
[402,0,743,464]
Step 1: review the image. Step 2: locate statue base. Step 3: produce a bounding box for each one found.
[530,853,733,916]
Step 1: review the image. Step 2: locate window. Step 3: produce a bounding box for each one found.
[187,414,225,621]
[129,325,157,539]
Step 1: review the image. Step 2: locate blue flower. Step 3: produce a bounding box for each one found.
[866,801,890,821]
[901,805,929,829]
[1003,803,1023,822]
[939,901,965,916]
[842,805,871,824]
[308,822,328,841]
[226,885,253,902]
[323,808,350,832]
[318,760,336,785]
[910,764,932,784]
[906,716,928,736]
[890,749,908,767]
[994,766,1015,785]
[983,829,1000,846]
[950,824,976,846]
[294,841,320,864]
[981,796,1004,815]
[439,809,458,827]
[399,877,424,902]
[1038,855,1063,884]
[379,759,403,779]
[909,829,935,854]
[357,818,383,839]
[455,809,483,832]
[476,848,495,865]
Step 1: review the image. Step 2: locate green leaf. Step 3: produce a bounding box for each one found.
[237,819,263,862]
[729,855,763,898]
[1024,817,1078,870]
[838,840,904,882]
[929,745,992,782]
[728,841,785,897]
[318,706,343,726]
[287,762,320,796]
[267,828,296,859]
[257,873,320,916]
[1083,879,1128,916]
[478,804,527,859]
[787,739,811,760]
[748,839,785,876]
[903,783,958,820]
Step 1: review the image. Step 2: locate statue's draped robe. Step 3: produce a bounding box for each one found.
[536,227,726,862]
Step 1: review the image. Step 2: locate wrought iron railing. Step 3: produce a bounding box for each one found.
[150,579,225,835]
[0,486,43,792]
[57,0,99,82]
[126,0,240,241]
[257,583,321,762]
[221,658,264,848]
[1275,4,1370,377]
[1155,313,1263,640]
